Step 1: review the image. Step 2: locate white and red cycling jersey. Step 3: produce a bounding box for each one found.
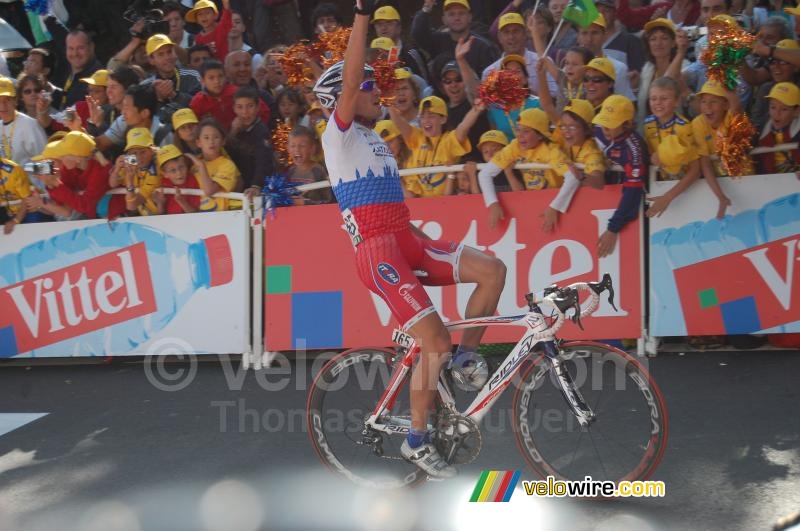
[321,110,410,242]
[321,111,464,328]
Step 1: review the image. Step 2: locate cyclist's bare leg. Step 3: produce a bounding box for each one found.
[456,247,507,349]
[406,311,452,432]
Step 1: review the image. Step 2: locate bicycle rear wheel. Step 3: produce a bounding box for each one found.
[306,347,426,488]
[512,341,668,484]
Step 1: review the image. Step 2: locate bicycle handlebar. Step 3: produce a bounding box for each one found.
[525,273,617,333]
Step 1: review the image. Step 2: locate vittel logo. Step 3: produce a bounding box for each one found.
[1,243,157,353]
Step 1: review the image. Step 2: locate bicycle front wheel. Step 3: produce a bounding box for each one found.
[512,341,668,484]
[306,347,426,488]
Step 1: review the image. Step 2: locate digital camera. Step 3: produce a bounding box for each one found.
[123,154,139,165]
[23,161,55,175]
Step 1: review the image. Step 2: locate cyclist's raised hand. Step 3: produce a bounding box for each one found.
[488,202,505,229]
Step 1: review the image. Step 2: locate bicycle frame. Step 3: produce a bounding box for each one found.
[364,308,567,434]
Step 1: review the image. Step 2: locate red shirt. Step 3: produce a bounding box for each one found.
[193,9,233,61]
[164,174,202,214]
[48,158,110,218]
[190,83,271,131]
[617,0,699,31]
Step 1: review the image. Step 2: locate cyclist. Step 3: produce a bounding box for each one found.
[314,0,506,479]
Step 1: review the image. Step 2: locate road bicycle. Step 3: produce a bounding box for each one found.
[306,274,668,488]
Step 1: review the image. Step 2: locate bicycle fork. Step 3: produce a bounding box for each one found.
[541,341,596,427]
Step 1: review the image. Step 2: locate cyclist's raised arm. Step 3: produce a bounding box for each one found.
[335,0,372,126]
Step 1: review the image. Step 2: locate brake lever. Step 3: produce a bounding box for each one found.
[571,290,584,330]
[588,273,618,312]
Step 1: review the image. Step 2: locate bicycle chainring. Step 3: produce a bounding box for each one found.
[434,408,482,465]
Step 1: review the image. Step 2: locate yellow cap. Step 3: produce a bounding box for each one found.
[517,108,551,138]
[478,129,509,148]
[767,82,800,107]
[32,131,96,161]
[394,67,412,80]
[657,134,693,169]
[370,37,395,51]
[501,54,527,69]
[185,0,218,23]
[777,39,800,50]
[314,119,327,139]
[375,119,401,141]
[372,5,400,22]
[146,34,175,56]
[499,12,525,30]
[125,127,155,151]
[591,13,607,29]
[784,4,800,15]
[172,108,199,130]
[643,17,676,34]
[563,98,595,126]
[80,69,109,87]
[419,95,448,117]
[708,14,737,27]
[592,95,635,128]
[585,57,616,81]
[157,144,184,168]
[0,77,15,98]
[444,0,470,10]
[697,79,728,98]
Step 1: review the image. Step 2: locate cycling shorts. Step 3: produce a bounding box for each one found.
[355,228,464,330]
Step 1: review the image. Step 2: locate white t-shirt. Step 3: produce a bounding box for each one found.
[0,111,47,167]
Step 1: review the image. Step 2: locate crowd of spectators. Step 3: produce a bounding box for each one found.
[0,0,797,244]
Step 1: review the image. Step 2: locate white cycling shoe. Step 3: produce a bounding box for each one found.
[400,440,457,479]
[449,353,489,391]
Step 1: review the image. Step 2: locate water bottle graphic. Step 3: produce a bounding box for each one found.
[0,222,233,358]
[650,192,800,336]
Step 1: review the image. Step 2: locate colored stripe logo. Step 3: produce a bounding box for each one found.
[469,471,521,502]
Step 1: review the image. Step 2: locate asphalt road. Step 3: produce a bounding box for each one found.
[0,350,798,531]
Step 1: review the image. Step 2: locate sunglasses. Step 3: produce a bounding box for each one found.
[359,79,376,92]
[442,77,463,85]
[583,75,609,84]
[22,88,38,94]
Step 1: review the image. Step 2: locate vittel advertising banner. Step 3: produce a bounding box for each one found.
[649,173,799,337]
[263,187,641,350]
[0,212,249,358]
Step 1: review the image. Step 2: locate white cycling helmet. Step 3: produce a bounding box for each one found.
[313,60,375,110]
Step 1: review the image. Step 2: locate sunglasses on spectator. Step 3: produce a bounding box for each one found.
[22,88,39,94]
[583,75,609,84]
[359,79,376,92]
[442,77,463,85]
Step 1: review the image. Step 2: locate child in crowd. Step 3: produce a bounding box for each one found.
[477,109,573,228]
[107,127,161,218]
[172,108,201,155]
[449,168,479,195]
[374,119,413,194]
[642,77,701,217]
[536,47,595,113]
[152,144,201,215]
[192,118,242,211]
[187,44,213,71]
[186,0,232,61]
[286,125,331,205]
[1,157,32,234]
[756,81,800,174]
[592,95,649,257]
[276,87,307,128]
[227,87,274,190]
[190,60,239,130]
[463,129,520,195]
[691,80,739,219]
[542,99,607,232]
[389,95,483,197]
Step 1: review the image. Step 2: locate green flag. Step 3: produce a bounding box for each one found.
[562,0,599,29]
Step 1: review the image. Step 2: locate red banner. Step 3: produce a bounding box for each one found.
[264,187,641,350]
